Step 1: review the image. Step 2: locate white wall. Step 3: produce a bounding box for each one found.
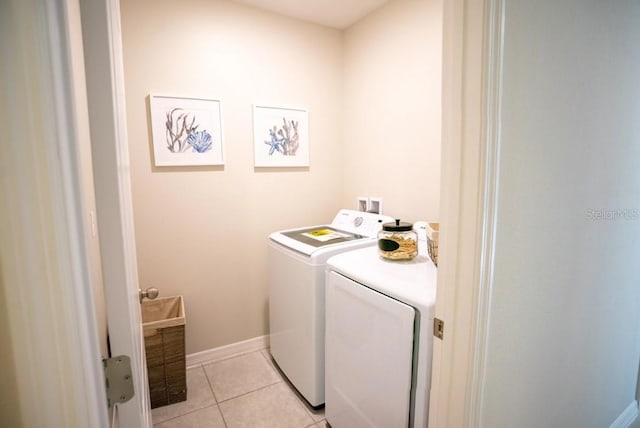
[343,0,442,223]
[120,0,345,353]
[120,0,441,354]
[482,1,640,426]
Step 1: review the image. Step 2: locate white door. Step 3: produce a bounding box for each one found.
[79,0,152,426]
[428,0,497,426]
[326,271,415,428]
[431,0,640,427]
[1,0,149,426]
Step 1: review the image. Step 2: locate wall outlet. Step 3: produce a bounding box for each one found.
[369,197,383,215]
[357,197,369,212]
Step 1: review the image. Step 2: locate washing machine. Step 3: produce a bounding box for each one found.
[325,246,437,427]
[268,209,393,407]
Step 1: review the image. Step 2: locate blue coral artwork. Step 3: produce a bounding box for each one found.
[263,118,299,156]
[253,104,309,167]
[150,95,224,166]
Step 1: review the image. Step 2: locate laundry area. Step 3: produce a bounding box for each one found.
[119,0,442,425]
[117,0,442,423]
[115,0,640,425]
[6,0,640,427]
[122,0,441,356]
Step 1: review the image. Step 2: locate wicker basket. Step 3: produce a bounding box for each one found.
[142,296,187,409]
[426,222,439,266]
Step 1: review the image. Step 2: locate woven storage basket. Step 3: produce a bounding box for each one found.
[426,222,439,266]
[142,296,187,409]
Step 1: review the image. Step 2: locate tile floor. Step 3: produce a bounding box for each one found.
[152,348,327,428]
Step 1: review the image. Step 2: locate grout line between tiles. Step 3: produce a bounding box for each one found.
[217,401,229,428]
[153,403,219,426]
[216,379,284,405]
[162,351,322,428]
[201,365,220,405]
[200,360,230,427]
[261,352,325,419]
[151,366,223,426]
[216,379,317,428]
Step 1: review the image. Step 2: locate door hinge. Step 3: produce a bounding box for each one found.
[433,317,444,340]
[103,355,135,407]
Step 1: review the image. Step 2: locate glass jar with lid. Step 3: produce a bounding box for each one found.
[377,219,418,260]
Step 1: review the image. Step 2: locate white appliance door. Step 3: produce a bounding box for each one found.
[326,271,415,428]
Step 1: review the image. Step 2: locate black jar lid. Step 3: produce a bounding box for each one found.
[382,219,413,232]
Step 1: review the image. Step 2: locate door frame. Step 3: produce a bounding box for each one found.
[428,0,501,426]
[79,0,152,426]
[2,0,153,426]
[0,0,109,426]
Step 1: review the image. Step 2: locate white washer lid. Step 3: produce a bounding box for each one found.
[326,246,437,318]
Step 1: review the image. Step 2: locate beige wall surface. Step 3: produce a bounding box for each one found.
[343,0,442,223]
[120,0,344,353]
[121,0,442,354]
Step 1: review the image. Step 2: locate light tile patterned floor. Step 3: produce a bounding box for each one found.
[152,349,326,428]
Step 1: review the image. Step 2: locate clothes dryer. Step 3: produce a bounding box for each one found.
[325,246,437,427]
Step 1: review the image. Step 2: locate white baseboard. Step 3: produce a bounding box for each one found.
[186,335,270,368]
[610,400,638,428]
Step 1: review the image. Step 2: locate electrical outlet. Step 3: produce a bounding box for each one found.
[368,198,383,215]
[357,197,369,212]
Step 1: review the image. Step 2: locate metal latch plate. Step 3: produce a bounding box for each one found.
[434,317,444,340]
[103,355,134,407]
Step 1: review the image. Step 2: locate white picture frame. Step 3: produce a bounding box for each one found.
[252,104,309,167]
[149,94,224,166]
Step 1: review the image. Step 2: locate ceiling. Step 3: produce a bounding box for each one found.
[229,0,391,29]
